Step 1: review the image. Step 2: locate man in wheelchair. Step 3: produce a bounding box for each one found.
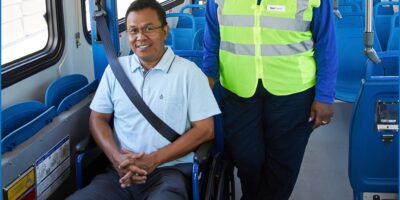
[67,0,220,199]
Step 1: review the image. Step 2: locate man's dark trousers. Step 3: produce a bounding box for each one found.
[222,80,315,200]
[67,163,192,200]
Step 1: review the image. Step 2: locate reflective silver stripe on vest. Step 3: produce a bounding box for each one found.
[296,0,309,20]
[220,39,313,56]
[220,41,255,56]
[261,39,314,56]
[260,16,310,32]
[217,0,311,31]
[215,0,224,23]
[219,15,254,26]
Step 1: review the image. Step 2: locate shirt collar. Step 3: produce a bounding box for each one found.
[130,47,175,73]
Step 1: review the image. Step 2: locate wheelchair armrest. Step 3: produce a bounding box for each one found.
[75,135,96,153]
[194,140,214,164]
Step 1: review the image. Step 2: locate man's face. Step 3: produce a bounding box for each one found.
[126,8,169,67]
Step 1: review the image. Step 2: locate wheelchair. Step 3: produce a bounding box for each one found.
[73,81,235,200]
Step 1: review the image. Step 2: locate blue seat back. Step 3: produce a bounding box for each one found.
[374,1,400,50]
[167,13,197,50]
[349,51,399,199]
[45,74,89,108]
[387,12,400,50]
[335,11,364,29]
[1,101,58,154]
[193,28,205,50]
[335,24,382,102]
[341,0,363,10]
[194,17,206,31]
[179,4,206,17]
[338,2,362,14]
[2,101,47,139]
[169,28,195,50]
[177,4,206,31]
[334,3,384,103]
[57,80,99,113]
[335,1,364,29]
[175,50,204,68]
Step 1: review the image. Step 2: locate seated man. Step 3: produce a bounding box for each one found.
[67,0,220,199]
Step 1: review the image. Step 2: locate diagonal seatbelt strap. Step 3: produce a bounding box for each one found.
[95,14,180,143]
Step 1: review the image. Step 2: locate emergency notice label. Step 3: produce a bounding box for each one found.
[3,167,35,200]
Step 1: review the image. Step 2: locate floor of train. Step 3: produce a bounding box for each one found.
[233,102,354,200]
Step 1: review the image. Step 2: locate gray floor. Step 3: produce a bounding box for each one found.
[234,102,354,200]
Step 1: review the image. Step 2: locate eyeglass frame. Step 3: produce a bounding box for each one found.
[127,24,166,37]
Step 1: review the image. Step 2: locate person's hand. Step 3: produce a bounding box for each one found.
[120,149,159,175]
[118,165,148,187]
[308,101,334,129]
[112,150,147,187]
[110,152,131,177]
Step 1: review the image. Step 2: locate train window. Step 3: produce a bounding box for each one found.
[2,1,47,65]
[1,0,64,88]
[82,0,91,44]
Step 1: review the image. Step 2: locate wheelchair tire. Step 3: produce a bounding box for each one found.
[216,161,235,200]
[203,152,235,200]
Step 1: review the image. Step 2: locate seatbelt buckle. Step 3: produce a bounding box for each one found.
[93,0,107,20]
[93,10,107,20]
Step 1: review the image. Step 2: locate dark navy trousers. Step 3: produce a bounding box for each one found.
[67,163,192,200]
[222,81,314,200]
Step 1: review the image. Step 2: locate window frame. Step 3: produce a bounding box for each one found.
[1,0,65,88]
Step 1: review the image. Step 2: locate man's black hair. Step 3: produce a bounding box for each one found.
[125,0,167,26]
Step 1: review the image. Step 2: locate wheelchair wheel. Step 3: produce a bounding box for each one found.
[203,152,235,200]
[216,161,235,200]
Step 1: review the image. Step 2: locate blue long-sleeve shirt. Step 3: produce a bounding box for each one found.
[202,0,339,104]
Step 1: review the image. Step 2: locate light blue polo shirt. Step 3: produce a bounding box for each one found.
[90,47,221,167]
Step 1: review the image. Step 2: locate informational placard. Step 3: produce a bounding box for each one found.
[35,136,70,199]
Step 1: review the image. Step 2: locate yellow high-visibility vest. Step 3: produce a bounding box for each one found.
[217,0,320,97]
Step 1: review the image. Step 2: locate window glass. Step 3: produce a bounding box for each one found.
[85,0,91,32]
[117,1,132,20]
[2,0,48,65]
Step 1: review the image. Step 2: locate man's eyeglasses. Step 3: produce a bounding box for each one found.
[127,24,165,36]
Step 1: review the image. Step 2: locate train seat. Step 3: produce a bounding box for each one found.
[387,12,400,50]
[177,4,205,31]
[56,80,99,114]
[174,50,204,68]
[179,4,206,17]
[1,101,57,154]
[338,2,363,14]
[334,2,384,103]
[349,51,399,200]
[374,1,400,51]
[335,2,364,29]
[44,74,89,112]
[193,28,205,50]
[166,13,197,50]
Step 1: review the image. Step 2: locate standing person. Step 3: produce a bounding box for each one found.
[202,0,338,199]
[68,0,220,199]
